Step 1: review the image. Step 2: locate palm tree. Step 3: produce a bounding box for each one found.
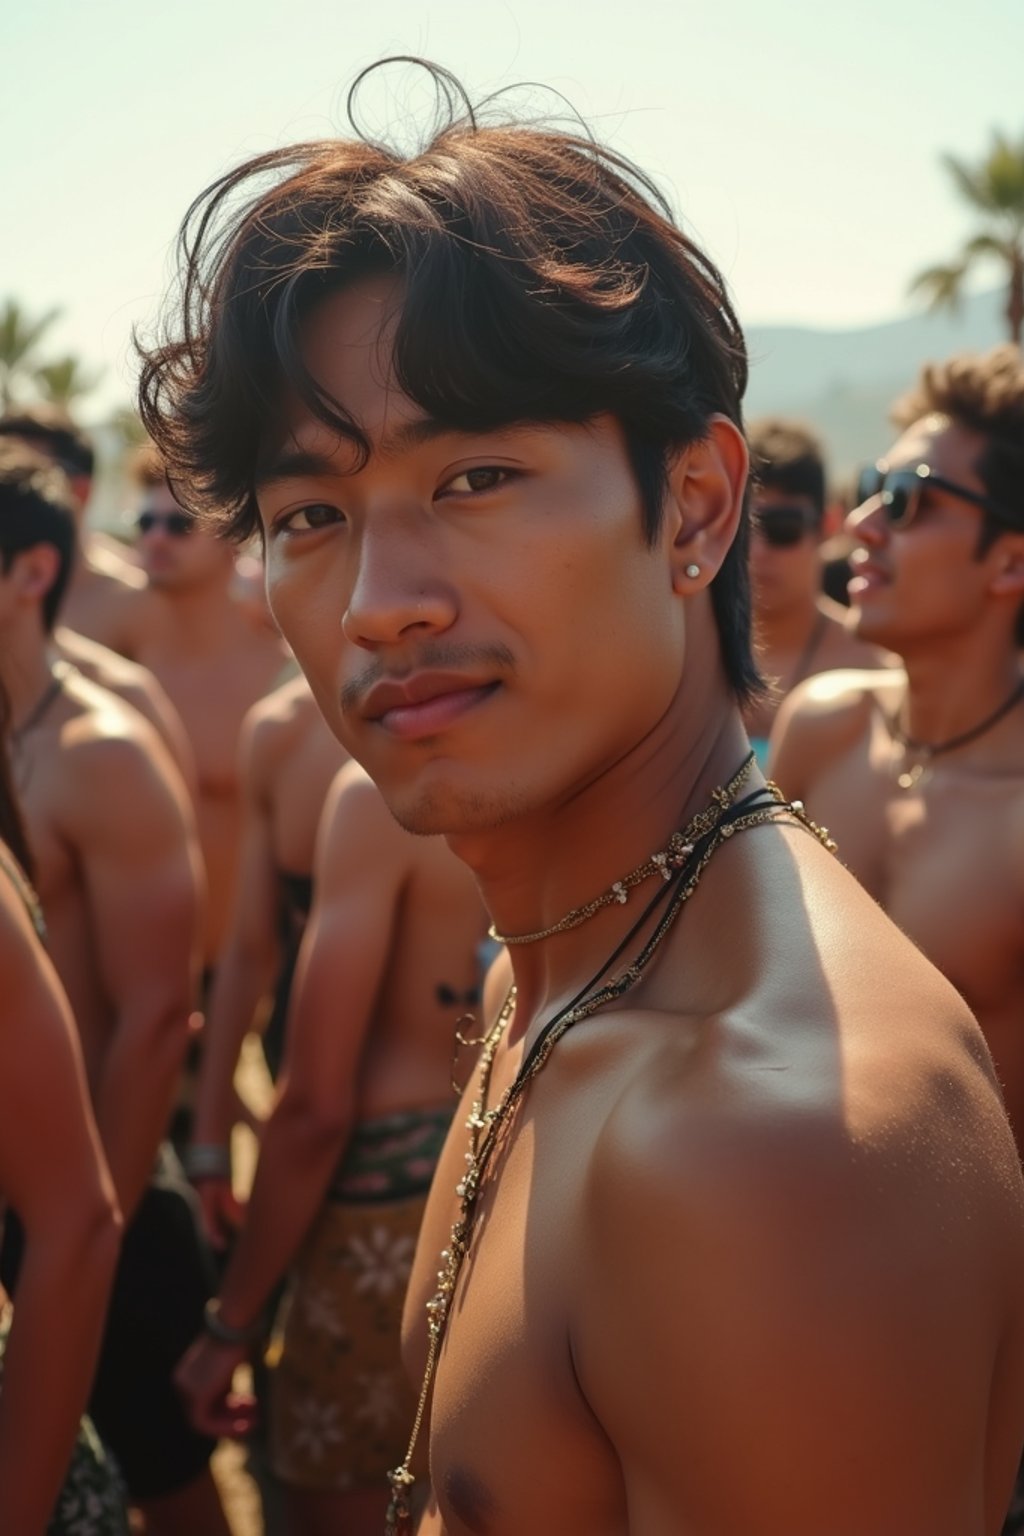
[34,355,102,409]
[0,299,61,410]
[910,128,1024,345]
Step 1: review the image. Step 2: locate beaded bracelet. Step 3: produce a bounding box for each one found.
[202,1297,265,1346]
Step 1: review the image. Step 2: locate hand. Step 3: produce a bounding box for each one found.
[174,1332,258,1439]
[196,1176,246,1251]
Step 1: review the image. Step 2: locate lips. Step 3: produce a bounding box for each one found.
[847,550,890,599]
[359,672,500,741]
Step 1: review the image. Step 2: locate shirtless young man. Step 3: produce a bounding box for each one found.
[187,671,345,1245]
[141,66,1024,1535]
[0,406,146,644]
[0,409,193,775]
[0,445,230,1536]
[744,417,888,760]
[119,449,288,973]
[176,761,486,1536]
[771,348,1024,1137]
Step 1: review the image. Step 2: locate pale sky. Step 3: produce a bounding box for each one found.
[5,0,1022,417]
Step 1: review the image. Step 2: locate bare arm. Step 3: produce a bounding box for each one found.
[578,1068,1018,1535]
[190,712,281,1243]
[176,764,407,1433]
[65,727,202,1218]
[0,863,122,1536]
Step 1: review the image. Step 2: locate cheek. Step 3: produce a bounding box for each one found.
[266,555,343,674]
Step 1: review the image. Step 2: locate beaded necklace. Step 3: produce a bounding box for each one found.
[385,762,835,1532]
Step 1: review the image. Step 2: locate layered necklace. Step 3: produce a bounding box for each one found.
[385,756,836,1533]
[883,676,1024,791]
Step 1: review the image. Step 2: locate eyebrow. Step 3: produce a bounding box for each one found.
[254,416,464,490]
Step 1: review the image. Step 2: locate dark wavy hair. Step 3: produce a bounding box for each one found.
[0,442,77,633]
[138,59,760,699]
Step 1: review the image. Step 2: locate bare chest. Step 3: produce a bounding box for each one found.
[404,1055,627,1536]
[806,738,1024,1011]
[137,647,281,797]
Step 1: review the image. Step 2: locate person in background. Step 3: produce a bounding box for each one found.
[177,762,487,1536]
[0,442,229,1536]
[744,416,888,763]
[0,671,126,1536]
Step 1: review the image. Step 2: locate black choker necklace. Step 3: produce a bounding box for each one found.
[886,677,1024,790]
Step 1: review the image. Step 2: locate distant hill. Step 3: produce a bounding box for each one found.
[744,288,1006,483]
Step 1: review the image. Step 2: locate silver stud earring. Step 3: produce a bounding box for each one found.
[685,563,700,579]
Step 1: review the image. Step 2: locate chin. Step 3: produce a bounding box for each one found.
[380,774,531,839]
[848,602,899,651]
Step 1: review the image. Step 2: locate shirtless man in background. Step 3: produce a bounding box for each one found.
[0,406,145,643]
[0,408,193,776]
[177,761,487,1536]
[187,671,346,1244]
[119,447,288,974]
[744,417,888,760]
[772,348,1024,1150]
[0,443,230,1536]
[143,65,1024,1535]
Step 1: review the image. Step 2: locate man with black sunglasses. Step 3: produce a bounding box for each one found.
[743,417,889,763]
[109,445,289,993]
[772,347,1024,1530]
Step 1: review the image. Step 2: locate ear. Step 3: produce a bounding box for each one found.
[10,545,61,611]
[988,534,1024,602]
[665,415,748,594]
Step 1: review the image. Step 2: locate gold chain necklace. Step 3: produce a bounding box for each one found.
[488,754,755,945]
[385,769,834,1533]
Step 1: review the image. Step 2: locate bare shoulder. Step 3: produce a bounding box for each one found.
[244,673,315,773]
[56,672,190,825]
[773,664,902,763]
[590,930,1020,1289]
[319,760,406,856]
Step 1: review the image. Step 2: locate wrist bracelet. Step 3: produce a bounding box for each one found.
[202,1297,264,1346]
[183,1143,231,1181]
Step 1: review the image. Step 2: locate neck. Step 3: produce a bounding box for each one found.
[157,575,239,645]
[755,592,823,656]
[2,622,55,731]
[450,679,753,1034]
[899,629,1022,747]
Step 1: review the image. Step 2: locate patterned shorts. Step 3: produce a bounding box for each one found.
[266,1105,453,1492]
[0,1306,130,1535]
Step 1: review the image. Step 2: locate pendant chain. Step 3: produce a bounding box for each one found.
[384,764,836,1533]
[488,754,755,946]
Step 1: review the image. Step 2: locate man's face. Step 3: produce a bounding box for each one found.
[136,482,233,591]
[748,487,823,621]
[256,278,690,836]
[846,415,1000,653]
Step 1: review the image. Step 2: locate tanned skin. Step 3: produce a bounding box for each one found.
[0,854,122,1536]
[241,278,1024,1535]
[744,485,889,744]
[189,672,346,1246]
[771,412,1024,1158]
[53,625,195,789]
[176,760,486,1536]
[110,481,288,967]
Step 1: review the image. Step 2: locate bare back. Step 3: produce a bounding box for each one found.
[16,668,198,1086]
[771,669,1024,1147]
[405,821,1024,1535]
[252,674,345,876]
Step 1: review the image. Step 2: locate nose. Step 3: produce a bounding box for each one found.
[341,512,457,649]
[844,496,887,548]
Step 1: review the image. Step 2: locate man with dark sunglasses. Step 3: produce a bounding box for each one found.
[772,362,1024,1098]
[743,417,889,763]
[107,445,289,990]
[772,348,1024,1531]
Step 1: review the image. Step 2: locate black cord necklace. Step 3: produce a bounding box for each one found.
[12,665,68,745]
[886,676,1024,790]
